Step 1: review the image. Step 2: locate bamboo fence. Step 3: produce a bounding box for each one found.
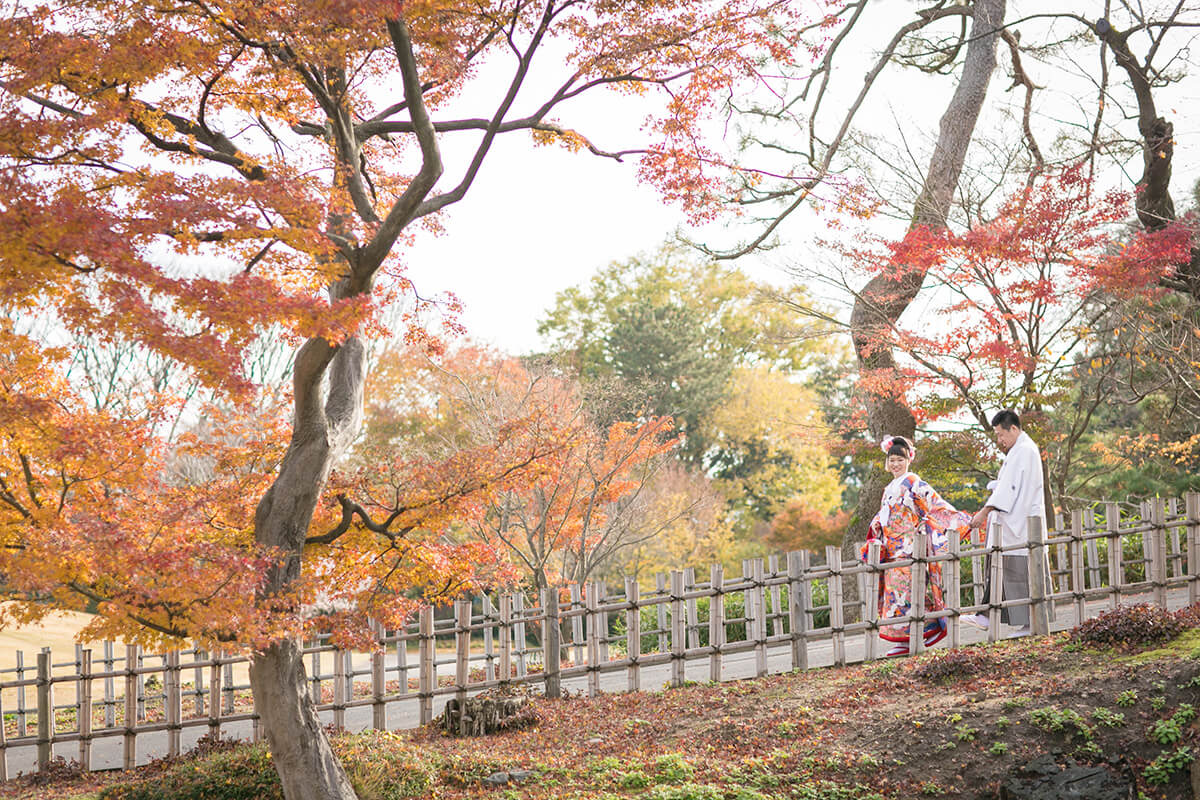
[3,494,1198,776]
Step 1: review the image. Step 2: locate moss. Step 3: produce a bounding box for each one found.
[1116,628,1200,665]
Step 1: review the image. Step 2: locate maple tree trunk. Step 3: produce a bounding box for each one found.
[249,337,361,800]
[250,641,358,800]
[845,0,1006,549]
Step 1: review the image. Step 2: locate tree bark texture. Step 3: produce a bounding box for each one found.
[845,0,1007,548]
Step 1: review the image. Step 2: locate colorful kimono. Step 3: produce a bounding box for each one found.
[859,472,972,644]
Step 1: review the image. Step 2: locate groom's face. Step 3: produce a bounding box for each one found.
[994,424,1020,453]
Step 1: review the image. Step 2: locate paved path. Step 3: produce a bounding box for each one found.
[5,587,1192,776]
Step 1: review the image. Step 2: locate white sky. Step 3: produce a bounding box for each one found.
[398,3,1200,357]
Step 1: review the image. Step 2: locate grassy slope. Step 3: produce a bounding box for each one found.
[5,629,1200,800]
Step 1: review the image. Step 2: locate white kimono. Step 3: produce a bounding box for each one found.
[985,431,1045,557]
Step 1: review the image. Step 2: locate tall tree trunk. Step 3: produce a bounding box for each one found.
[249,337,361,800]
[844,0,1007,550]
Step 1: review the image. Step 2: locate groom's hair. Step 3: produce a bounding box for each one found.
[991,409,1021,429]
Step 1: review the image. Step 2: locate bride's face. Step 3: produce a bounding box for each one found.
[885,453,911,477]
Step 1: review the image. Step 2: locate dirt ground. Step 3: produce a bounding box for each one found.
[6,627,1200,799]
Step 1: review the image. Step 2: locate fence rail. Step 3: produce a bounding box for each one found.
[4,494,1199,777]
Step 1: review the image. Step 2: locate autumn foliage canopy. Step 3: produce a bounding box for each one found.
[0,0,803,652]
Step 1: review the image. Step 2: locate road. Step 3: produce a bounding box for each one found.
[4,586,1192,776]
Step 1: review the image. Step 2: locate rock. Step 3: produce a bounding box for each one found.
[509,769,533,783]
[483,772,509,786]
[998,754,1134,800]
[587,737,603,744]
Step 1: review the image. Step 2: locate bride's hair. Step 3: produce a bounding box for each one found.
[886,436,913,459]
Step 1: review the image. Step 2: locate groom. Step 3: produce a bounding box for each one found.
[963,409,1047,638]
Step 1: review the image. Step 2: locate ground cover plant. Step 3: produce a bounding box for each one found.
[6,604,1200,800]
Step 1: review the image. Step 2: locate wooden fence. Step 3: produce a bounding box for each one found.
[3,494,1199,776]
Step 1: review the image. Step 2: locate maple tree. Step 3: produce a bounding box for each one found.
[830,168,1190,510]
[362,344,679,592]
[0,1,802,796]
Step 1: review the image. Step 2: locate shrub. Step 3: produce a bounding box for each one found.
[910,648,991,682]
[99,743,282,800]
[1069,603,1188,650]
[337,731,435,800]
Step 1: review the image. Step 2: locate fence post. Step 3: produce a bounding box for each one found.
[332,644,346,731]
[798,550,814,659]
[1070,509,1086,624]
[1028,516,1050,636]
[222,658,235,715]
[455,599,471,709]
[1151,497,1169,609]
[36,651,52,771]
[418,606,434,725]
[15,651,26,738]
[766,556,783,638]
[684,568,700,650]
[498,594,512,686]
[910,533,928,655]
[751,559,768,677]
[542,588,561,699]
[786,552,806,670]
[861,541,879,660]
[585,583,601,697]
[310,645,322,705]
[0,677,7,781]
[371,638,386,731]
[209,650,223,738]
[103,641,115,729]
[569,583,585,666]
[482,595,496,683]
[123,644,138,769]
[987,521,1005,643]
[1169,498,1185,579]
[598,581,611,664]
[670,570,686,687]
[513,593,527,679]
[1187,493,1200,605]
[654,573,669,654]
[78,648,92,771]
[1105,502,1123,609]
[825,546,845,666]
[946,529,961,650]
[709,564,724,681]
[625,577,641,692]
[166,649,181,758]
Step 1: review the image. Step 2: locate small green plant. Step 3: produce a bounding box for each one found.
[1142,746,1194,785]
[642,784,723,800]
[989,742,1008,756]
[1151,717,1184,744]
[1092,708,1126,727]
[919,782,946,796]
[618,770,651,790]
[995,716,1010,730]
[1182,675,1200,689]
[654,753,695,784]
[936,741,957,751]
[1116,690,1138,707]
[1075,740,1103,760]
[1002,696,1032,710]
[1028,707,1093,741]
[945,713,963,724]
[1150,696,1166,712]
[954,724,977,742]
